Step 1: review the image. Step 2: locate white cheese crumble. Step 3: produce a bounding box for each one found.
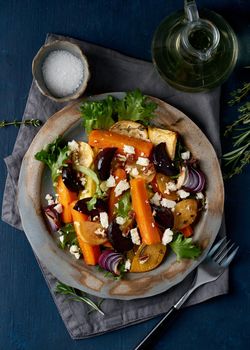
[45,194,55,206]
[130,228,141,245]
[136,157,150,166]
[106,175,116,188]
[124,259,131,271]
[150,192,162,206]
[177,189,190,199]
[181,151,190,160]
[165,181,177,194]
[130,167,139,177]
[116,216,126,225]
[59,235,64,243]
[196,192,204,199]
[161,198,176,208]
[94,227,106,237]
[54,203,63,214]
[100,212,109,229]
[114,180,130,197]
[123,145,135,154]
[68,140,79,152]
[80,176,86,186]
[69,245,81,259]
[162,228,174,245]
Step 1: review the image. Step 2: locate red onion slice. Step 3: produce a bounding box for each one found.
[44,205,61,232]
[183,165,206,193]
[98,250,124,275]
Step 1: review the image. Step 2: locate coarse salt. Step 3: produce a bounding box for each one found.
[42,50,84,97]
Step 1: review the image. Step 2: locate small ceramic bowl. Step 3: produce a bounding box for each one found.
[32,40,90,103]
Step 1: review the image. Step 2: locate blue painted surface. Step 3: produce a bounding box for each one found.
[0,0,249,349]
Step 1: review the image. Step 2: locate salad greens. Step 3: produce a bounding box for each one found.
[170,233,201,261]
[58,223,78,250]
[80,89,157,134]
[35,137,69,184]
[116,191,131,218]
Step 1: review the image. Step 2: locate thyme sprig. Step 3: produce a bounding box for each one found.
[55,282,104,315]
[223,80,250,178]
[0,118,42,128]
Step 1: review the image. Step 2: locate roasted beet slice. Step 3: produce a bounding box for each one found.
[73,198,108,218]
[107,221,133,253]
[152,143,178,176]
[152,204,174,230]
[95,148,117,180]
[62,166,83,192]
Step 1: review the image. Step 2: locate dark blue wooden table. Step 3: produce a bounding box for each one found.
[0,1,249,349]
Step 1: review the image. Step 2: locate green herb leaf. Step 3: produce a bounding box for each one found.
[116,191,131,218]
[80,95,116,134]
[170,233,201,261]
[0,118,42,128]
[115,89,157,125]
[35,137,69,184]
[55,282,104,315]
[58,224,78,250]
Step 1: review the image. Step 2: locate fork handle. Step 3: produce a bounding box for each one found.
[134,306,179,350]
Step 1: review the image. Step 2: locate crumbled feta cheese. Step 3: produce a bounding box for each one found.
[74,253,81,260]
[106,175,116,188]
[152,209,157,216]
[165,181,177,194]
[59,235,64,243]
[136,157,150,166]
[176,167,186,189]
[196,192,204,199]
[130,228,141,245]
[54,203,63,214]
[177,189,190,199]
[45,194,55,206]
[124,259,131,271]
[116,216,126,225]
[181,151,190,160]
[68,140,79,152]
[162,228,174,245]
[94,227,106,237]
[114,203,119,208]
[125,166,132,174]
[150,192,162,206]
[114,180,130,197]
[80,176,86,186]
[123,145,135,154]
[130,167,139,177]
[100,212,109,229]
[161,198,176,208]
[70,245,80,255]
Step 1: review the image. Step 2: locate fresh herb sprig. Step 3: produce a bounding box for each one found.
[58,223,78,250]
[170,233,202,261]
[55,282,104,315]
[223,80,250,178]
[0,118,42,128]
[97,262,127,281]
[35,137,69,184]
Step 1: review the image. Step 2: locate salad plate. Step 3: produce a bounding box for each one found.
[18,92,224,300]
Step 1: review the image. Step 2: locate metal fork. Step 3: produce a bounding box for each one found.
[134,237,239,350]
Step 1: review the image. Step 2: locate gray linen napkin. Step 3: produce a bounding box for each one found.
[1,33,228,339]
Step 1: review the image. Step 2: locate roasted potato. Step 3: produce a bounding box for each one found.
[173,199,198,230]
[148,127,177,160]
[72,141,94,168]
[110,121,149,140]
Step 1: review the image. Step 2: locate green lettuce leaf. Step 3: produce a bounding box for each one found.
[116,191,131,218]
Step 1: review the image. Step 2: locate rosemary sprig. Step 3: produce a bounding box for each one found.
[55,282,104,316]
[223,81,250,178]
[0,118,42,128]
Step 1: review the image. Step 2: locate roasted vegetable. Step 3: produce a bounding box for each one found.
[130,243,166,272]
[107,221,134,253]
[148,127,177,160]
[173,199,198,230]
[152,143,178,177]
[110,120,149,140]
[95,147,117,180]
[62,166,83,192]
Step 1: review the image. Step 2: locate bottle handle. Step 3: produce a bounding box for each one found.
[184,0,200,22]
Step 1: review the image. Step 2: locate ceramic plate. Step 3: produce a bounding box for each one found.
[18,93,224,300]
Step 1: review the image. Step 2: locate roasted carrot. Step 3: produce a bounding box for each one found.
[56,176,77,223]
[88,130,153,157]
[130,178,161,245]
[108,168,127,218]
[181,225,193,237]
[70,201,101,266]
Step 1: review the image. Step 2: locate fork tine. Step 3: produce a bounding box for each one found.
[220,246,239,268]
[213,240,232,261]
[216,242,235,264]
[207,237,226,257]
